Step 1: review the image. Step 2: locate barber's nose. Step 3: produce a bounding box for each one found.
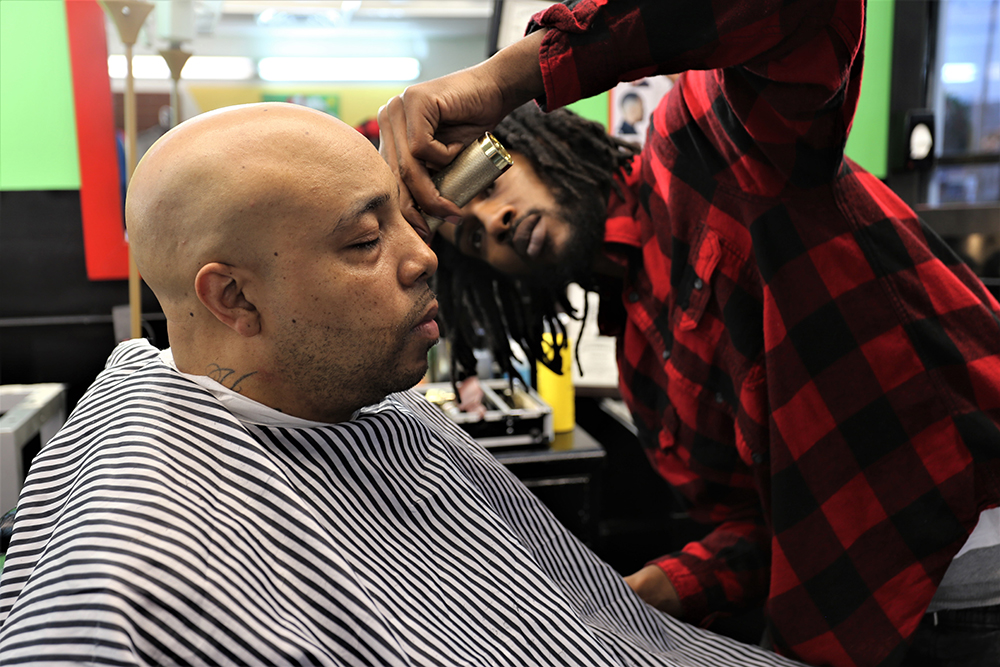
[467,198,516,244]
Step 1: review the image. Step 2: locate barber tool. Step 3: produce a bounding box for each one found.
[422,132,513,233]
[418,379,554,448]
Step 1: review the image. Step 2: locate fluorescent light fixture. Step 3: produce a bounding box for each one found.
[108,55,254,80]
[941,62,977,84]
[258,56,420,82]
[108,54,170,79]
[183,57,255,80]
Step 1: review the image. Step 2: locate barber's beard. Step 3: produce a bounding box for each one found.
[528,195,606,286]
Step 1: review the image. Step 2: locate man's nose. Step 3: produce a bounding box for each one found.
[400,221,438,285]
[468,199,516,244]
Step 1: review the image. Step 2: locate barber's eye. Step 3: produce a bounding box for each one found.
[470,228,484,253]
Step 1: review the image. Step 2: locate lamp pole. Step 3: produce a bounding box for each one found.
[159,46,191,128]
[101,0,155,340]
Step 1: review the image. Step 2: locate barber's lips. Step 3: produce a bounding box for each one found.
[413,302,440,340]
[512,213,545,260]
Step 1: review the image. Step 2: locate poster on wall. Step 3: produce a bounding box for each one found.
[488,0,554,54]
[262,94,341,117]
[608,76,674,148]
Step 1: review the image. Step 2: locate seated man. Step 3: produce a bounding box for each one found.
[0,103,805,666]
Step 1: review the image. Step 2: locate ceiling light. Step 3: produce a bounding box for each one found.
[183,56,255,80]
[258,57,420,82]
[108,55,254,80]
[108,55,170,79]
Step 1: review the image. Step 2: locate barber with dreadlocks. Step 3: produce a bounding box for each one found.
[379,1,1000,666]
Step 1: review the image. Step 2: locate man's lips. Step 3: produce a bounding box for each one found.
[511,213,543,260]
[418,302,438,326]
[412,300,440,339]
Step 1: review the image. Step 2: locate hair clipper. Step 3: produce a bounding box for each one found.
[422,132,513,233]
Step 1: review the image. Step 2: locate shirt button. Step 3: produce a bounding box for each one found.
[693,278,704,290]
[752,453,764,464]
[714,392,724,404]
[662,350,670,360]
[627,292,639,303]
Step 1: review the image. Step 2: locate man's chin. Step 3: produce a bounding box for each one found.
[392,348,436,395]
[531,207,604,284]
[528,245,594,285]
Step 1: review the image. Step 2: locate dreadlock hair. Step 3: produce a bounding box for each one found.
[433,103,640,390]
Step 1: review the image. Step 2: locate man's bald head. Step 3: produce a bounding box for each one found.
[126,102,373,316]
[123,102,439,423]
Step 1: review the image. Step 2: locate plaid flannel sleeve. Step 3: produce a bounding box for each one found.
[652,518,771,625]
[530,0,846,112]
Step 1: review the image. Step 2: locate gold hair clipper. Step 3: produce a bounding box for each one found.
[422,132,513,233]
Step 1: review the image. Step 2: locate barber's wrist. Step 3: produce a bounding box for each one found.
[624,565,683,617]
[482,29,547,115]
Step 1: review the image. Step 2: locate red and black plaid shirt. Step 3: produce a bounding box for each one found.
[533,1,1000,666]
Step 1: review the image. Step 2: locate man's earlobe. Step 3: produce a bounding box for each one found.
[194,263,261,337]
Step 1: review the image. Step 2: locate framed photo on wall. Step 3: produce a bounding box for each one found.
[488,0,556,55]
[608,76,675,148]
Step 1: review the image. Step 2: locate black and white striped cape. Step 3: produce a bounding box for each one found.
[0,340,803,666]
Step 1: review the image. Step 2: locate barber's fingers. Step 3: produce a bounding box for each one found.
[379,104,432,239]
[400,182,432,243]
[456,375,487,420]
[384,69,513,218]
[379,95,464,226]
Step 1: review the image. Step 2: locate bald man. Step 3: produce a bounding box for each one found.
[0,104,805,667]
[128,102,439,422]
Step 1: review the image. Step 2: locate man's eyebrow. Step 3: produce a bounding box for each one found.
[336,192,392,229]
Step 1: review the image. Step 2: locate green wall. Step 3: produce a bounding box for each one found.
[568,93,609,128]
[0,0,80,190]
[569,1,895,180]
[845,0,894,178]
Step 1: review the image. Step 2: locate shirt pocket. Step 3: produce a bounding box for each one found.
[665,226,743,414]
[675,228,722,334]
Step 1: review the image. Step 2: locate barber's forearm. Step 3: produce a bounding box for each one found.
[479,29,547,117]
[625,564,683,616]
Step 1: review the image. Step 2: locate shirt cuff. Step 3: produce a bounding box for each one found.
[650,555,711,623]
[527,2,588,110]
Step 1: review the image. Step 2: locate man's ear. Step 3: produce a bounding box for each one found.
[194,262,261,337]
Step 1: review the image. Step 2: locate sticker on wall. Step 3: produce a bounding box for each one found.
[262,94,341,118]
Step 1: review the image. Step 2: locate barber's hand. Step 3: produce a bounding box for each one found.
[378,29,547,237]
[624,565,683,617]
[456,375,487,420]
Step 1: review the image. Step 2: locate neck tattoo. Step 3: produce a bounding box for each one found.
[207,363,258,393]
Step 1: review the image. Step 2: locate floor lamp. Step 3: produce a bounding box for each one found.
[101,0,155,340]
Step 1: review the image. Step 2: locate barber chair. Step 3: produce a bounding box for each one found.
[1,507,13,556]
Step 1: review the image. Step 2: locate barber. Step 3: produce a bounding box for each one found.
[379,1,1000,666]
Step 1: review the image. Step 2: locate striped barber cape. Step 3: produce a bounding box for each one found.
[0,339,803,666]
